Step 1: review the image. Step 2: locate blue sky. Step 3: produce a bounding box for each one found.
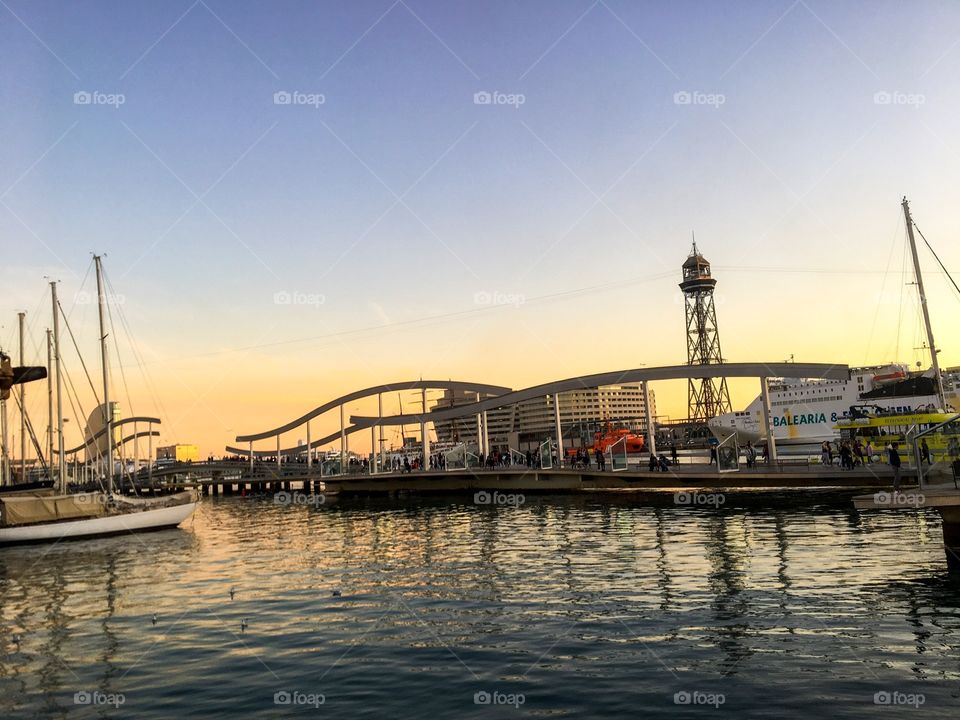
[3,1,960,453]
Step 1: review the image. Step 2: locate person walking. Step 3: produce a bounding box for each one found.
[888,442,902,493]
[839,442,852,470]
[671,443,678,466]
[920,439,931,465]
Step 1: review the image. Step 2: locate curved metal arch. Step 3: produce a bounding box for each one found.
[225,424,368,458]
[117,429,160,449]
[64,416,162,455]
[234,380,511,443]
[349,362,850,427]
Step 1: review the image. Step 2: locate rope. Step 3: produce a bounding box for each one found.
[58,298,102,408]
[913,221,960,301]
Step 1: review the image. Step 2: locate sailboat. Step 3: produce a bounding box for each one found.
[0,256,198,545]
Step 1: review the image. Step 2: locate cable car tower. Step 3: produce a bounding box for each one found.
[680,240,732,421]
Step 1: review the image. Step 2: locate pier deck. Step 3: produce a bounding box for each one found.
[322,466,907,494]
[137,461,912,495]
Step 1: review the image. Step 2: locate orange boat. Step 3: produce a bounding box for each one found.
[567,421,646,456]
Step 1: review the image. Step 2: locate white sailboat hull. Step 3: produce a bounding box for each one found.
[0,499,198,546]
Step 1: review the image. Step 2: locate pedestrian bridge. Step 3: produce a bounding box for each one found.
[226,362,849,466]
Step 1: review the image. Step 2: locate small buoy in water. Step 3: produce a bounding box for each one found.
[331,590,342,597]
[151,614,158,626]
[230,587,236,600]
[240,618,248,632]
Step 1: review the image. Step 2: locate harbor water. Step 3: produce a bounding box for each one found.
[2,493,959,718]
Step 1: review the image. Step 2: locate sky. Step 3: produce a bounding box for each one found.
[2,0,960,458]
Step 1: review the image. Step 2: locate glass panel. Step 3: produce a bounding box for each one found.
[321,459,342,477]
[610,436,628,472]
[445,444,467,471]
[539,440,553,470]
[717,433,740,474]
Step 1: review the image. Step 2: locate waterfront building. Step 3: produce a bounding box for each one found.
[431,384,656,452]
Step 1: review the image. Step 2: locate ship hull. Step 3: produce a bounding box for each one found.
[0,496,198,546]
[709,366,955,445]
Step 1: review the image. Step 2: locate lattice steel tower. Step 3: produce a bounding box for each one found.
[680,241,731,421]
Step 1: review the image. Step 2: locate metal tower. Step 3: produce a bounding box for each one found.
[679,241,732,421]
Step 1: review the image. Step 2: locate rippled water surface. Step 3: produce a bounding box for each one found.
[2,492,960,718]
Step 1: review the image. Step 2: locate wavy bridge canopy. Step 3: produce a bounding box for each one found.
[229,380,511,451]
[226,364,848,458]
[65,416,161,456]
[350,363,849,427]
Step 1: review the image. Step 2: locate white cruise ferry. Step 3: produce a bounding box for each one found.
[709,364,957,445]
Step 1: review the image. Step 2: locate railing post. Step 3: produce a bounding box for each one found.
[340,404,347,470]
[378,393,385,471]
[421,387,430,470]
[760,376,778,462]
[642,381,657,458]
[475,392,483,456]
[554,392,563,463]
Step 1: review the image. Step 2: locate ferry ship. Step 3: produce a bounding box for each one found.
[709,364,957,445]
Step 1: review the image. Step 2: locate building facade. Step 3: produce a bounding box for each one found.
[431,384,656,452]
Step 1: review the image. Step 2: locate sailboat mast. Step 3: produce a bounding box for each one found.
[902,197,945,408]
[46,329,54,480]
[94,256,114,495]
[18,312,25,483]
[1,391,7,486]
[50,281,66,491]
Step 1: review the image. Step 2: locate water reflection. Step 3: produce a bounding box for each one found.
[1,494,959,718]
